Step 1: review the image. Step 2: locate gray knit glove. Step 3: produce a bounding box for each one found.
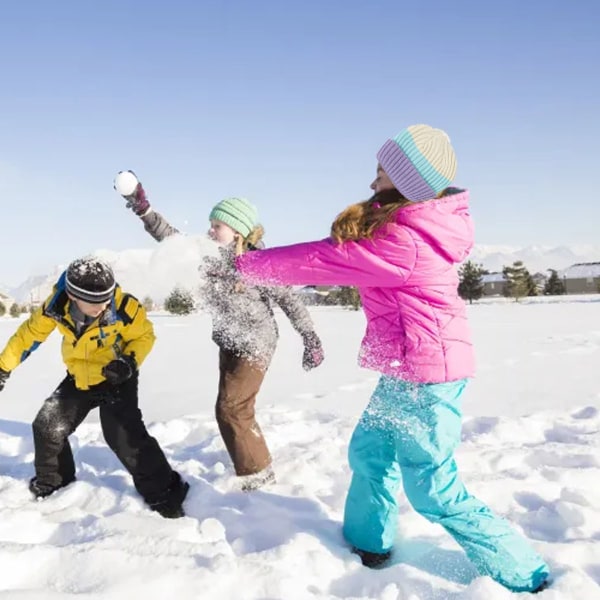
[302,332,324,371]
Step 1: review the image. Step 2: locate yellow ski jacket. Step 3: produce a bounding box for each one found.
[0,274,155,390]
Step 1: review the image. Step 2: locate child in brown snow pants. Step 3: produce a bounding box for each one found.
[117,176,324,490]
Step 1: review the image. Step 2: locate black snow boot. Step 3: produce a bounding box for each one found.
[353,547,392,568]
[148,471,189,519]
[532,579,550,594]
[29,476,76,499]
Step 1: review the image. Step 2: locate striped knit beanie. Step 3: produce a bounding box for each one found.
[66,257,116,304]
[376,124,457,202]
[209,197,258,238]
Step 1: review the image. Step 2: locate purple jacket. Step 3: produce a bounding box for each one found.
[237,189,475,383]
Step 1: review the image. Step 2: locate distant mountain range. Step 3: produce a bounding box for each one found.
[2,242,599,304]
[467,244,600,274]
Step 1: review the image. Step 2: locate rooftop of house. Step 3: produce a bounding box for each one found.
[482,273,506,284]
[559,262,600,278]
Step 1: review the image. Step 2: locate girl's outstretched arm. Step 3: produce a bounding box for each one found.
[236,233,417,288]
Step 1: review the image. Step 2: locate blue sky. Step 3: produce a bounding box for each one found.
[1,0,598,286]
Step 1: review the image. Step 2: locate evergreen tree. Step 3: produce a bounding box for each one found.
[543,269,566,295]
[142,296,154,311]
[0,301,5,317]
[322,287,340,306]
[9,303,21,318]
[502,261,537,301]
[336,286,362,310]
[525,273,538,297]
[458,261,485,304]
[164,287,195,315]
[323,286,362,310]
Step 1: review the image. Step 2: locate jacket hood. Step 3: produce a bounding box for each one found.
[394,188,473,264]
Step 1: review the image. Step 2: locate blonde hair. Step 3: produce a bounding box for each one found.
[232,224,265,293]
[233,224,265,255]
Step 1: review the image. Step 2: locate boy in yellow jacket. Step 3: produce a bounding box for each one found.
[0,257,188,518]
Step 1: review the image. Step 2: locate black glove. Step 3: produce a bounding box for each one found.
[302,332,324,371]
[115,170,151,216]
[102,355,137,386]
[0,368,10,392]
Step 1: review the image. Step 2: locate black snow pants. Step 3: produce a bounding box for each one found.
[31,373,175,504]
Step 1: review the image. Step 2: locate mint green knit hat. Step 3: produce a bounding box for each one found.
[208,197,258,238]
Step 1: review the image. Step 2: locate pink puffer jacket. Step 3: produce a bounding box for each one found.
[236,189,475,383]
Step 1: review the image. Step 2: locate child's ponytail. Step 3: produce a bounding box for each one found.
[234,224,265,255]
[231,225,265,293]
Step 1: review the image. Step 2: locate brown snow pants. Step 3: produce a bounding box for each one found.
[216,349,271,476]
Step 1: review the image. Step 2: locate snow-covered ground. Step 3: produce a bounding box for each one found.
[1,297,599,599]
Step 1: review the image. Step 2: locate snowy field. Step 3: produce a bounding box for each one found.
[1,297,600,599]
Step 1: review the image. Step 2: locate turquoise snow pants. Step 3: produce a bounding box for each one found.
[342,376,549,593]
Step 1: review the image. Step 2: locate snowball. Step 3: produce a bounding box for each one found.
[114,171,139,196]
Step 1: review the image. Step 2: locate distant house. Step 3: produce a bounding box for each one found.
[481,273,506,297]
[297,285,341,305]
[559,262,600,294]
[481,271,547,297]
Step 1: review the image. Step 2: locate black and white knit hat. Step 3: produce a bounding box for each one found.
[65,257,116,304]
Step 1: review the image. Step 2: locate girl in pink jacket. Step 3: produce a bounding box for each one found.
[234,125,549,593]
